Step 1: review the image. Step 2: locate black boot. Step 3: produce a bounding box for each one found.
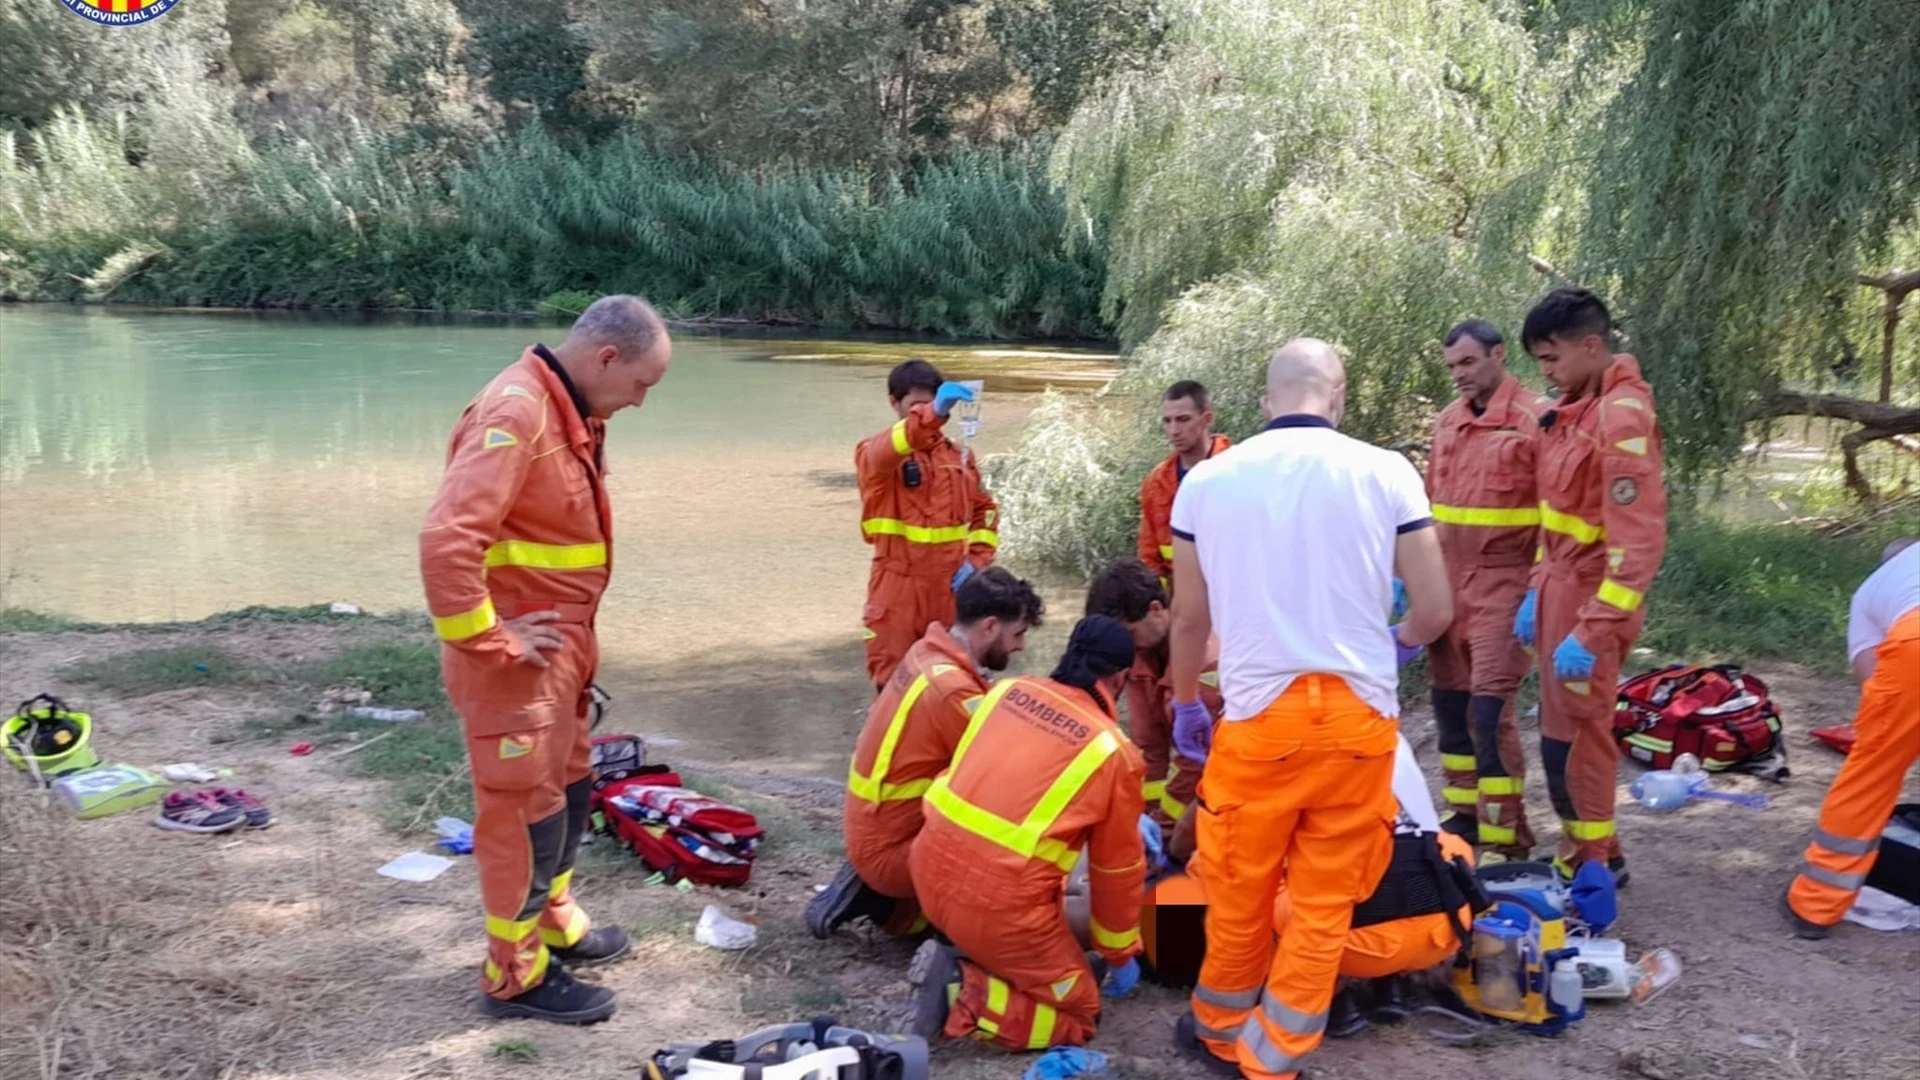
[481,960,617,1025]
[1779,887,1829,940]
[1174,1013,1249,1077]
[905,939,960,1039]
[806,860,897,938]
[1440,812,1480,846]
[550,925,631,967]
[1327,984,1370,1039]
[1366,975,1414,1024]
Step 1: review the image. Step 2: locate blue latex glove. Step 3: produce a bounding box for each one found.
[1023,1047,1110,1080]
[951,561,977,593]
[1102,957,1141,999]
[1392,624,1424,666]
[933,381,975,418]
[1569,859,1618,932]
[1514,588,1539,648]
[1391,578,1409,621]
[1138,814,1166,872]
[1553,632,1597,680]
[1172,699,1213,762]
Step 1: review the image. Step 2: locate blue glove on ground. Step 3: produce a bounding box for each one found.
[1102,957,1141,999]
[1569,859,1619,932]
[1023,1047,1110,1080]
[1391,577,1409,621]
[1172,699,1213,762]
[933,381,975,418]
[952,561,977,593]
[1553,632,1597,680]
[1139,814,1166,871]
[1514,588,1539,648]
[1392,624,1424,666]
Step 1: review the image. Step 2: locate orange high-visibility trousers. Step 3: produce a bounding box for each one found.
[448,618,599,999]
[1190,675,1399,1080]
[862,568,956,689]
[1538,572,1639,871]
[1272,831,1475,980]
[1789,610,1920,926]
[931,896,1104,1051]
[1429,561,1537,855]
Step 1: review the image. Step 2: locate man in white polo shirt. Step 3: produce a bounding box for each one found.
[1165,339,1454,1080]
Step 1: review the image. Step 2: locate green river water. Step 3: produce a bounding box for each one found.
[0,306,1109,768]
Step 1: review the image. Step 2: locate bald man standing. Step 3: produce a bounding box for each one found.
[422,296,671,1024]
[1166,340,1453,1080]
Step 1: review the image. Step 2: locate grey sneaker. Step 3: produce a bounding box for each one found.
[905,938,960,1039]
[154,791,246,834]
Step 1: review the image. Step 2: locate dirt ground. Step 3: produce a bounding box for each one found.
[2,618,1917,1080]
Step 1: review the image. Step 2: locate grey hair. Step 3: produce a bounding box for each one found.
[567,295,663,354]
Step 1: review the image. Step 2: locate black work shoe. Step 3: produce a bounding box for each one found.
[1174,1013,1249,1078]
[481,961,617,1025]
[905,938,960,1039]
[1555,855,1632,890]
[806,860,896,938]
[1440,813,1480,846]
[1779,888,1830,940]
[1327,985,1369,1039]
[1366,975,1414,1024]
[549,925,632,968]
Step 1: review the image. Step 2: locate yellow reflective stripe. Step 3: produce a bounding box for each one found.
[987,976,1010,1015]
[1442,786,1478,807]
[1440,753,1478,772]
[1625,733,1672,752]
[483,540,607,570]
[1479,776,1524,796]
[538,904,590,948]
[486,913,539,942]
[1029,1003,1058,1048]
[890,419,911,456]
[1161,792,1188,821]
[1432,504,1542,527]
[862,518,970,544]
[1540,502,1606,544]
[1566,819,1617,840]
[550,869,574,900]
[434,597,497,642]
[848,676,934,803]
[1479,823,1518,844]
[1158,544,1174,560]
[485,956,547,990]
[977,1017,1000,1037]
[1091,919,1141,951]
[967,529,1000,548]
[1142,779,1168,802]
[1597,578,1644,612]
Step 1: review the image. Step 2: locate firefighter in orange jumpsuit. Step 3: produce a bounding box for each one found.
[1516,289,1666,885]
[420,296,670,1025]
[1139,380,1232,591]
[809,567,1047,938]
[1084,558,1223,828]
[904,616,1148,1052]
[1426,319,1542,860]
[1784,538,1920,938]
[857,360,1000,689]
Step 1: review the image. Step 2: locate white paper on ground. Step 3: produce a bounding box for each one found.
[161,763,218,783]
[1843,885,1920,931]
[377,851,454,882]
[694,904,758,950]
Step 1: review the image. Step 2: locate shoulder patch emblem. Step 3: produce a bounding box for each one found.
[962,695,984,714]
[498,734,535,759]
[930,663,958,678]
[984,509,998,528]
[1614,436,1648,456]
[1611,397,1645,411]
[1564,680,1592,697]
[1611,477,1639,505]
[499,384,534,399]
[1608,547,1626,573]
[1198,671,1221,689]
[483,427,519,450]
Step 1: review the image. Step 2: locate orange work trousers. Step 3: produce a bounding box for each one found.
[927,889,1102,1051]
[1789,611,1920,926]
[1429,562,1535,855]
[863,567,956,689]
[445,619,599,999]
[1190,675,1399,1080]
[1537,574,1640,871]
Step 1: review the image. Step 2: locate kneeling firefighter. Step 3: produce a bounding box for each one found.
[811,567,1047,937]
[905,616,1148,1051]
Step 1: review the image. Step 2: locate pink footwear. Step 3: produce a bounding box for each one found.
[154,791,246,833]
[208,788,274,829]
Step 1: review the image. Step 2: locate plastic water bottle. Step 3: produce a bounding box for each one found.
[1549,958,1584,1014]
[1630,769,1692,811]
[1673,752,1710,792]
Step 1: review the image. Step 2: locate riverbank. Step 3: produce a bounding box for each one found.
[2,608,1915,1080]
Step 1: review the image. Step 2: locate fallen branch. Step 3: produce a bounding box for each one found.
[1751,390,1920,500]
[1857,269,1918,404]
[327,730,394,760]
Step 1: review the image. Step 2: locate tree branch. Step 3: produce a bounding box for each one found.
[1858,268,1916,403]
[1752,390,1920,501]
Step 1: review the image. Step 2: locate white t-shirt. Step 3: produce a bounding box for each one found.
[1170,415,1434,719]
[1391,734,1442,835]
[1847,542,1920,663]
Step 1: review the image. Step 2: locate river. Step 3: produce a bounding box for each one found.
[0,306,1112,769]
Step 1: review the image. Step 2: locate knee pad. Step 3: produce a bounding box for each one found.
[1469,695,1507,775]
[1540,737,1575,821]
[565,775,593,823]
[1431,689,1473,753]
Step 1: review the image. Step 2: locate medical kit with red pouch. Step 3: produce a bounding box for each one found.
[592,756,765,886]
[1614,664,1784,774]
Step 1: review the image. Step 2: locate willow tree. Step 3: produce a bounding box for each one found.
[1546,0,1920,483]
